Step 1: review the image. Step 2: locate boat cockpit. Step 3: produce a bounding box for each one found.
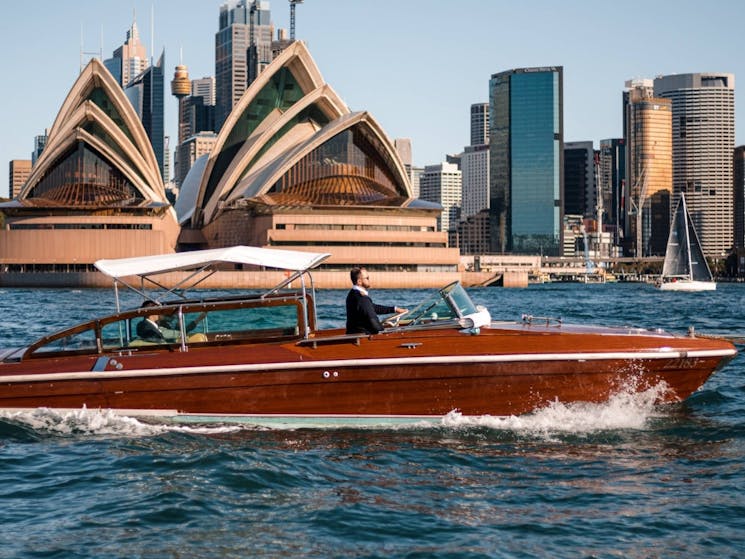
[2,292,312,362]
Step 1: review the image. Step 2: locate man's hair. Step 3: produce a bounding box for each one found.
[350,267,363,285]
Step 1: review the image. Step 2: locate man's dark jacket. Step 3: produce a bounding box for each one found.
[345,288,395,334]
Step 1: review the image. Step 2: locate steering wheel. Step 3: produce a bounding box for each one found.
[383,310,408,329]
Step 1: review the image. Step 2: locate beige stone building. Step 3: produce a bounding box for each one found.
[8,160,32,198]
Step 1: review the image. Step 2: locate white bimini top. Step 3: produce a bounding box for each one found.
[94,246,331,279]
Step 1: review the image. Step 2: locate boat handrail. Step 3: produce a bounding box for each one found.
[521,314,563,327]
[296,333,368,348]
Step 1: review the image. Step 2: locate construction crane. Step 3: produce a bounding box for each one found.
[628,166,649,258]
[289,0,304,41]
[248,0,259,84]
[249,0,258,48]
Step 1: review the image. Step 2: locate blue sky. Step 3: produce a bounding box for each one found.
[2,0,744,197]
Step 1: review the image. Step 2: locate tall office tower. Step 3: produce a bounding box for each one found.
[32,131,48,164]
[623,79,672,257]
[187,98,216,138]
[564,141,595,218]
[461,144,489,217]
[654,73,735,256]
[394,138,412,179]
[175,132,219,187]
[8,160,32,198]
[174,70,217,144]
[470,103,489,146]
[164,136,171,184]
[419,162,462,233]
[734,146,745,248]
[489,67,563,255]
[125,52,166,181]
[409,166,423,198]
[192,76,216,105]
[104,18,149,87]
[190,77,217,136]
[271,27,294,59]
[598,139,626,246]
[215,0,274,130]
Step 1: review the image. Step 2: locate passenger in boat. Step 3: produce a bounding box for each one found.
[346,267,407,334]
[136,312,169,342]
[136,302,206,342]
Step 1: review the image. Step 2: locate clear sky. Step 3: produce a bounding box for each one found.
[2,0,744,197]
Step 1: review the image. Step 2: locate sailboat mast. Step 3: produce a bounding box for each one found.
[682,195,693,280]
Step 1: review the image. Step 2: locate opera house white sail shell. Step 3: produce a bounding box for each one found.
[179,41,459,283]
[0,58,179,283]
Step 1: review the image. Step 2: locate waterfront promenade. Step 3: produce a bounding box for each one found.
[0,254,669,289]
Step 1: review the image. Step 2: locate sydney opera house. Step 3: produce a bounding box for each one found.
[0,42,460,288]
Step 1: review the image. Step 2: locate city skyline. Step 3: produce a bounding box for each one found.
[2,0,744,197]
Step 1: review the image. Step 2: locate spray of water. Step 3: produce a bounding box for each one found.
[441,381,672,436]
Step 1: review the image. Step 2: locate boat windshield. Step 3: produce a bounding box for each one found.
[404,282,479,327]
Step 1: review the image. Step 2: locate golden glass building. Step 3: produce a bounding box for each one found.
[624,80,672,257]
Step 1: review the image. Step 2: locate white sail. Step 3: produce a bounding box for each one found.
[658,194,715,291]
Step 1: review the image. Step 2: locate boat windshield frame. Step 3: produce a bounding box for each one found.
[396,282,489,330]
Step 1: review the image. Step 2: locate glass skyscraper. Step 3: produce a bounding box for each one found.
[125,53,166,182]
[215,0,274,131]
[470,103,489,146]
[489,67,563,255]
[598,138,626,247]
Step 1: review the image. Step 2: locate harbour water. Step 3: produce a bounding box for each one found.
[1,283,744,558]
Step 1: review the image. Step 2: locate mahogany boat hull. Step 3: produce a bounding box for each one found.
[0,323,735,424]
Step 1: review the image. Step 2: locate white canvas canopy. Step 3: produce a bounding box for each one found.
[95,246,331,279]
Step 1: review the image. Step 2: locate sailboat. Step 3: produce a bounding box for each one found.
[658,194,716,291]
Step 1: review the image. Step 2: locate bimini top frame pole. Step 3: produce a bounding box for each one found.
[95,246,331,320]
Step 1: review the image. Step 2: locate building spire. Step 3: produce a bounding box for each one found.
[127,9,139,44]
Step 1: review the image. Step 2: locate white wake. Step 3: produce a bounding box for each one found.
[0,382,673,438]
[440,382,672,437]
[0,406,242,437]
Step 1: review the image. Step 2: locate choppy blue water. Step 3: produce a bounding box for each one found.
[1,283,744,558]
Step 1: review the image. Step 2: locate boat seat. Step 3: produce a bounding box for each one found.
[187,333,208,343]
[128,338,159,347]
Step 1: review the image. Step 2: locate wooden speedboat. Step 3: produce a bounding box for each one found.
[0,246,736,426]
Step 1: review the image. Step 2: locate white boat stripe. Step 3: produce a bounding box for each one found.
[0,348,735,384]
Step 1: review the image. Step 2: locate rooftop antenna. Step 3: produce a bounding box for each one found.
[79,23,103,72]
[289,0,304,41]
[150,4,155,64]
